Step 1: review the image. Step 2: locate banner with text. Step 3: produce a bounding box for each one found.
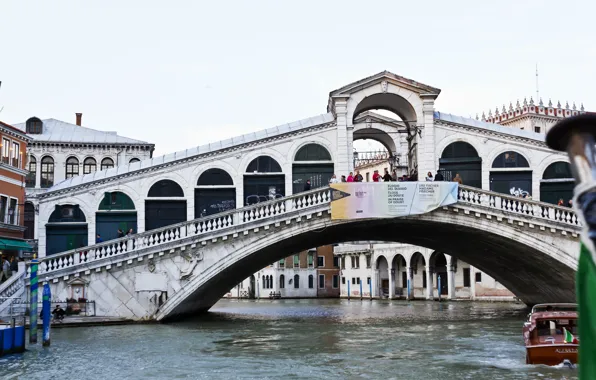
[330,182,459,220]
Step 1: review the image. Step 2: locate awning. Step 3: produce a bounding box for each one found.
[0,238,32,251]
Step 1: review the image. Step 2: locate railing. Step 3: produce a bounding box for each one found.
[0,268,26,316]
[457,185,579,227]
[28,187,332,277]
[26,184,580,279]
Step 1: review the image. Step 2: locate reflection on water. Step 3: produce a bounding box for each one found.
[0,299,578,380]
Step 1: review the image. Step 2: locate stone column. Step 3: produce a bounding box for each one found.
[426,266,434,300]
[470,265,476,300]
[406,266,413,299]
[446,256,456,300]
[374,269,380,298]
[416,95,438,178]
[332,96,350,177]
[388,268,395,299]
[35,157,41,189]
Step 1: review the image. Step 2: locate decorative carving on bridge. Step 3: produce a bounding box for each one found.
[148,258,156,273]
[381,80,388,93]
[179,250,204,281]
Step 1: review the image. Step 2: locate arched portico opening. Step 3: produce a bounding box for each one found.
[244,156,284,205]
[439,142,481,188]
[376,256,389,297]
[145,180,186,231]
[430,252,448,296]
[96,192,137,241]
[391,254,407,297]
[540,162,574,205]
[46,205,88,255]
[292,144,333,193]
[490,151,532,197]
[195,169,236,218]
[410,252,426,299]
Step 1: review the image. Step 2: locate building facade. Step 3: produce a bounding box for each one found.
[0,120,32,258]
[335,243,515,301]
[12,114,154,254]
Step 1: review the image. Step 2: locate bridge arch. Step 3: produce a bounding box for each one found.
[243,155,285,206]
[145,179,187,231]
[156,205,577,320]
[291,143,334,193]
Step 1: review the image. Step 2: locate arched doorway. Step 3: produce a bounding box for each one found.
[292,144,333,193]
[391,254,407,297]
[145,180,186,231]
[243,156,284,205]
[46,205,88,255]
[430,252,448,296]
[410,252,426,299]
[439,142,481,188]
[490,151,532,197]
[195,169,236,218]
[376,256,389,297]
[96,192,137,241]
[24,202,35,240]
[540,162,574,205]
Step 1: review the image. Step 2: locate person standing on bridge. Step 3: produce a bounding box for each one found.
[382,169,392,182]
[426,172,434,181]
[453,173,463,184]
[303,179,311,191]
[354,171,363,182]
[372,170,381,182]
[347,172,354,182]
[434,171,444,181]
[329,174,339,184]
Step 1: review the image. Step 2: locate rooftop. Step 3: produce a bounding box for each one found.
[12,118,153,145]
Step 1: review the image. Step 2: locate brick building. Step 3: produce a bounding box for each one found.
[0,120,32,258]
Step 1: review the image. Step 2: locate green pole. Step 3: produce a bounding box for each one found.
[29,257,39,344]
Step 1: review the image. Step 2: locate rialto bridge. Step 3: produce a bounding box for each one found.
[0,71,583,320]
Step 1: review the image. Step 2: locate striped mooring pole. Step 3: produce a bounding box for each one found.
[29,257,39,344]
[42,282,51,347]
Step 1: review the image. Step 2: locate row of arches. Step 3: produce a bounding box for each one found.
[27,155,141,188]
[439,142,573,204]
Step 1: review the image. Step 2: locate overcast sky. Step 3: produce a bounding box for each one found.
[1,0,594,156]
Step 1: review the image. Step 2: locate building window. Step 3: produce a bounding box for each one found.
[341,256,345,269]
[463,268,471,287]
[279,258,285,268]
[294,274,300,289]
[83,157,97,174]
[341,277,345,285]
[307,252,314,268]
[351,256,360,269]
[333,256,339,268]
[26,156,36,188]
[1,138,9,164]
[475,272,482,283]
[11,142,19,167]
[8,198,17,224]
[357,277,361,284]
[65,156,80,178]
[319,274,325,289]
[0,196,7,223]
[308,275,314,289]
[293,255,300,268]
[366,255,371,268]
[367,277,371,285]
[317,256,324,267]
[26,117,43,134]
[101,157,114,170]
[332,275,339,289]
[534,126,541,133]
[351,278,355,285]
[280,274,285,288]
[41,156,54,188]
[129,158,140,164]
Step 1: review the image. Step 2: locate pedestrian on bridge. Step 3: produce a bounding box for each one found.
[434,171,444,181]
[453,173,463,184]
[303,179,311,191]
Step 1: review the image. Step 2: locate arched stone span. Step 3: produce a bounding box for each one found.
[156,208,577,321]
[350,92,421,129]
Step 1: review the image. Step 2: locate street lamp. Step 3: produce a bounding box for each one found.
[353,150,359,168]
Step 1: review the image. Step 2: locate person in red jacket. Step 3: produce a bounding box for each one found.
[372,170,381,182]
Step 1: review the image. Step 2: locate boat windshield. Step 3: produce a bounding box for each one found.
[535,318,578,336]
[531,304,577,313]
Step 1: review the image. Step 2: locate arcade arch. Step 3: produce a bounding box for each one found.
[96,191,137,241]
[439,142,481,188]
[46,205,88,255]
[391,254,407,292]
[145,180,187,231]
[292,143,333,193]
[410,252,426,296]
[244,156,284,205]
[195,168,236,218]
[489,151,532,197]
[540,162,575,205]
[429,252,448,296]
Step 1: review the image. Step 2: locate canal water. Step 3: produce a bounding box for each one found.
[0,299,577,380]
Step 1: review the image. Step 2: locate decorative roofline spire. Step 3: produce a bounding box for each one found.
[581,103,585,111]
[523,97,528,106]
[539,98,544,107]
[573,102,577,111]
[516,99,521,109]
[548,99,553,107]
[565,101,570,110]
[529,97,534,106]
[557,100,561,108]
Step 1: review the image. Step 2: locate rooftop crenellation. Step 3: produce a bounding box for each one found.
[477,97,586,124]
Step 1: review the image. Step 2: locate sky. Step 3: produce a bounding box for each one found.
[1,0,594,156]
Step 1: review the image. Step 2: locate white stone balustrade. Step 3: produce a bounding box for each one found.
[0,263,27,315]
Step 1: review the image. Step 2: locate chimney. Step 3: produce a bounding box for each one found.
[75,113,82,126]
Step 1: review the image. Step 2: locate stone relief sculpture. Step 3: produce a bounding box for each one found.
[179,250,203,281]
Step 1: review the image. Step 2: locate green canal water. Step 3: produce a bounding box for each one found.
[0,299,578,379]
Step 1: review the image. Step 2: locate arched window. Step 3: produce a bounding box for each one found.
[294,274,300,289]
[491,151,530,168]
[541,162,575,205]
[280,274,285,289]
[308,275,314,289]
[269,275,273,289]
[439,142,481,188]
[46,205,88,256]
[83,158,97,174]
[197,169,234,186]
[246,156,282,173]
[293,144,334,193]
[262,275,266,289]
[65,156,80,179]
[543,162,573,179]
[148,180,184,197]
[40,156,54,188]
[101,157,114,170]
[48,205,86,223]
[129,158,140,164]
[294,144,332,161]
[26,156,36,187]
[98,191,136,211]
[26,117,43,134]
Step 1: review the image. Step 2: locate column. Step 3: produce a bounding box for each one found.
[333,96,350,177]
[35,157,41,189]
[374,269,380,298]
[470,265,476,300]
[406,266,413,300]
[446,256,456,300]
[416,95,438,179]
[426,266,434,300]
[388,268,395,299]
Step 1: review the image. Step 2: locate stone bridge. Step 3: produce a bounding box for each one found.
[0,185,581,321]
